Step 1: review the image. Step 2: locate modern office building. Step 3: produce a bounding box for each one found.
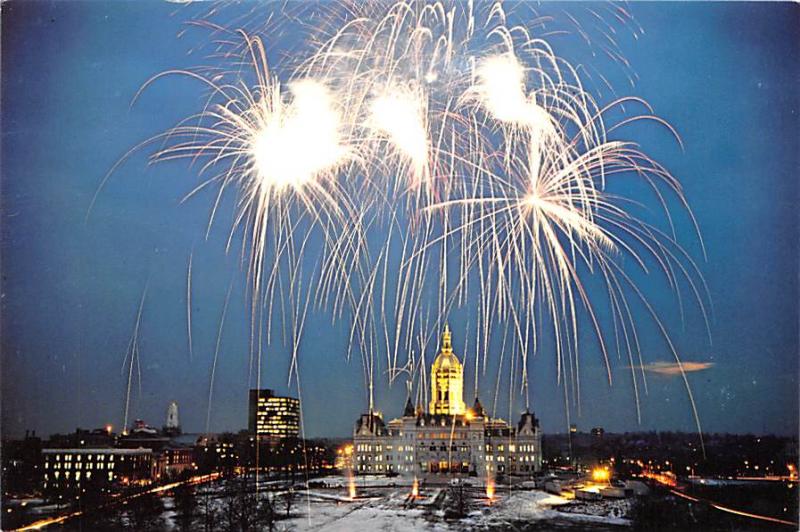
[248,389,301,438]
[353,325,542,478]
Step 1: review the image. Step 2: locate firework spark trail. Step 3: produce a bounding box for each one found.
[187,249,194,362]
[328,1,703,432]
[206,277,235,437]
[121,282,149,435]
[120,0,712,439]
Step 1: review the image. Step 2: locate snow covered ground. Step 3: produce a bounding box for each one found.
[152,476,632,530]
[275,485,631,530]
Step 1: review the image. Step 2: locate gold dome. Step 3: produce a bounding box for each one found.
[432,324,461,368]
[434,352,460,370]
[429,324,466,415]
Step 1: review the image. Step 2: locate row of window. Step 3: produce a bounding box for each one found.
[46,453,152,461]
[44,471,115,482]
[356,444,536,455]
[47,454,119,461]
[356,463,538,474]
[357,452,538,464]
[45,462,115,470]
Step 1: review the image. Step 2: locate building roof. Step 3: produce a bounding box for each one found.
[42,448,153,455]
[355,412,387,436]
[414,413,475,427]
[517,410,540,432]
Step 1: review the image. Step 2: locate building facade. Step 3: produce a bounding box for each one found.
[154,445,195,479]
[42,448,154,493]
[248,389,301,438]
[353,325,542,478]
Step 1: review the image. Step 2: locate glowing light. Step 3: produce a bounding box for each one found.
[250,79,349,192]
[348,474,357,500]
[368,84,429,184]
[591,467,611,483]
[486,478,495,500]
[474,54,528,124]
[411,476,419,498]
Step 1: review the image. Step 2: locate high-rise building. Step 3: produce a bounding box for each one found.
[353,325,542,477]
[248,389,300,438]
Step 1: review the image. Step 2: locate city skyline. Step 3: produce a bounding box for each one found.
[2,0,798,443]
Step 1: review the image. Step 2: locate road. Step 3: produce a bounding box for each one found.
[669,487,798,528]
[14,472,221,531]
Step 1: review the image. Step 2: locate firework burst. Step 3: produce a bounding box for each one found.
[119,1,710,439]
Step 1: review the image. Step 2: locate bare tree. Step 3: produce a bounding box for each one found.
[221,479,244,532]
[446,483,470,518]
[174,482,197,532]
[283,487,297,518]
[199,484,218,532]
[126,492,165,530]
[255,492,278,532]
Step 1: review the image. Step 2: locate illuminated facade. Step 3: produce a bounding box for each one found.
[354,326,542,477]
[429,324,466,415]
[248,389,300,438]
[42,448,153,493]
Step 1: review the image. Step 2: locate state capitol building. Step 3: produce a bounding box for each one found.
[353,325,542,477]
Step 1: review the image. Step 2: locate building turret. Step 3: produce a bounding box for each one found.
[517,410,539,435]
[403,397,415,417]
[355,412,386,437]
[472,397,485,418]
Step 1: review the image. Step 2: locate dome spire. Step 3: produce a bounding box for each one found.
[442,323,452,353]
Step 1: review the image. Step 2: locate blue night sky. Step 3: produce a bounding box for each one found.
[1,2,797,439]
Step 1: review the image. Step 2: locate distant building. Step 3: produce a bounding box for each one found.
[118,420,170,451]
[3,431,42,494]
[335,443,354,472]
[46,427,115,449]
[154,445,195,480]
[195,434,239,474]
[353,325,542,478]
[591,427,605,439]
[42,448,153,493]
[164,401,181,436]
[248,389,300,438]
